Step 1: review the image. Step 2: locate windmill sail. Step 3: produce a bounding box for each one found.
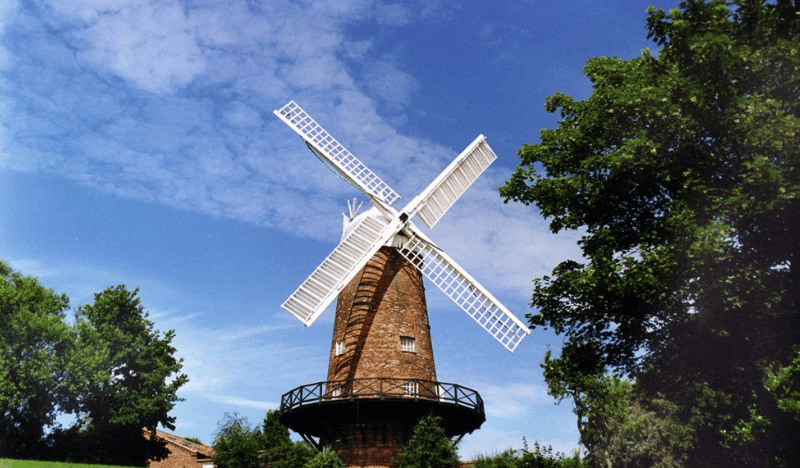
[411,135,496,229]
[282,213,399,326]
[274,101,401,207]
[275,100,529,351]
[399,229,530,352]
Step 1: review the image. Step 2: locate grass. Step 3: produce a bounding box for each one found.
[0,460,143,468]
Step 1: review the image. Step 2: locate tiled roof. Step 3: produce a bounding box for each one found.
[153,429,215,457]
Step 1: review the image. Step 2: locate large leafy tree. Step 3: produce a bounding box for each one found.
[501,0,800,466]
[541,348,691,468]
[212,411,314,468]
[0,261,71,458]
[394,415,460,468]
[213,413,263,468]
[64,285,188,465]
[0,263,188,463]
[261,409,315,468]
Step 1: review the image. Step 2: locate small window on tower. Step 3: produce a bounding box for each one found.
[403,380,418,396]
[335,340,345,356]
[400,336,416,352]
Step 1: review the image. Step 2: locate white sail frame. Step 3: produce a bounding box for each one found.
[275,100,530,351]
[398,227,530,352]
[407,135,497,229]
[274,101,400,208]
[282,213,400,326]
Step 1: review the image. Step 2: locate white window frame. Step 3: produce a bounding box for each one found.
[335,340,345,356]
[400,336,416,352]
[331,384,342,397]
[402,380,418,396]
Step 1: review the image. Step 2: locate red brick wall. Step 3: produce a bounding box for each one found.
[327,246,437,384]
[323,246,441,468]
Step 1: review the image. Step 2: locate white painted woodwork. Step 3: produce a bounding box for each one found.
[275,100,531,351]
[411,135,497,229]
[274,101,401,207]
[399,228,529,352]
[282,213,398,326]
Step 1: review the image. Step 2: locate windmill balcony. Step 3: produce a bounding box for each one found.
[281,378,483,410]
[279,378,486,445]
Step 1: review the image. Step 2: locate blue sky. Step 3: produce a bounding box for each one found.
[0,0,676,458]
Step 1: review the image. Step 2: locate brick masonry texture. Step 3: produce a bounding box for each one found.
[327,246,437,384]
[324,246,439,468]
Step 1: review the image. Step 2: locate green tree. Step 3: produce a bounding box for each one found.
[542,347,691,468]
[262,409,292,449]
[474,443,584,468]
[604,397,692,468]
[213,411,314,468]
[764,347,800,421]
[303,447,345,468]
[0,262,188,463]
[213,413,263,468]
[284,441,317,468]
[394,415,460,468]
[541,347,627,468]
[261,410,315,468]
[501,1,800,466]
[62,285,188,465]
[0,261,71,458]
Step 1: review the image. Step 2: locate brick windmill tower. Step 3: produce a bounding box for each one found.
[273,101,529,468]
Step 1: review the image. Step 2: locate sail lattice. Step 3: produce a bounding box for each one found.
[399,233,529,352]
[275,101,400,206]
[415,136,497,229]
[282,214,395,325]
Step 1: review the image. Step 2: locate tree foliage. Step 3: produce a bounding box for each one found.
[303,447,345,468]
[212,411,314,468]
[0,261,71,458]
[0,261,188,464]
[394,415,460,468]
[501,1,800,466]
[213,413,264,468]
[473,441,584,468]
[542,349,691,468]
[62,286,188,465]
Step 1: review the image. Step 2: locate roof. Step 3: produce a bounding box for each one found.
[152,428,215,458]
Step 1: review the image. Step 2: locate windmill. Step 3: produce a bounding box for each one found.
[274,100,530,468]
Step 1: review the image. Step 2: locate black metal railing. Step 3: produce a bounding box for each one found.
[280,378,483,414]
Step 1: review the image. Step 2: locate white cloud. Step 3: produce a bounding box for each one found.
[363,59,419,108]
[479,382,550,419]
[63,0,207,93]
[0,0,18,71]
[4,258,60,278]
[222,101,263,128]
[374,2,410,27]
[0,0,579,273]
[210,395,279,411]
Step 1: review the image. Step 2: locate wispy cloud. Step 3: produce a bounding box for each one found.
[4,258,60,278]
[479,382,550,419]
[0,0,583,307]
[209,395,280,411]
[0,0,453,240]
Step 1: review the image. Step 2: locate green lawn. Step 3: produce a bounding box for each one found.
[0,460,142,468]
